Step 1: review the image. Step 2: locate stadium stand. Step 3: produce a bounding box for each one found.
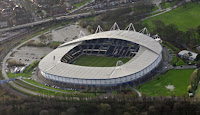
[61,38,139,63]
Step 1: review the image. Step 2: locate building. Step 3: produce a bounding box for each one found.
[13,6,32,25]
[0,18,8,27]
[178,50,197,61]
[152,34,162,43]
[50,5,66,16]
[39,24,162,86]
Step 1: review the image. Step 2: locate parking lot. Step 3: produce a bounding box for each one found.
[33,24,90,42]
[10,46,52,65]
[8,24,89,66]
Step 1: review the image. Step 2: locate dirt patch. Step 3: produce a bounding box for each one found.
[166,85,175,91]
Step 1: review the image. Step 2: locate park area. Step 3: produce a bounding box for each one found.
[136,69,194,96]
[72,55,131,67]
[143,3,200,31]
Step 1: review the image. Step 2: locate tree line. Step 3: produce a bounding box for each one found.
[1,94,200,115]
[79,0,156,33]
[150,20,200,50]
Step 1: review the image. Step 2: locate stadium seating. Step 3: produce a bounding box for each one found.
[61,38,140,63]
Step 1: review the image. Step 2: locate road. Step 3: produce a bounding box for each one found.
[67,0,95,15]
[0,0,95,33]
[0,10,102,33]
[0,3,131,33]
[1,25,77,96]
[0,78,17,85]
[19,78,72,94]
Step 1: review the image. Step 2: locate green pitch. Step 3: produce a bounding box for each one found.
[72,55,131,67]
[136,69,194,96]
[143,3,200,31]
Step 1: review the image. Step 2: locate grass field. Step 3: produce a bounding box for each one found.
[73,55,131,67]
[74,0,90,8]
[195,84,200,97]
[136,69,194,96]
[143,3,200,31]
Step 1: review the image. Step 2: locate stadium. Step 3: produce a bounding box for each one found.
[38,23,163,86]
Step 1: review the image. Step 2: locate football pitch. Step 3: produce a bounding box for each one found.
[72,55,131,67]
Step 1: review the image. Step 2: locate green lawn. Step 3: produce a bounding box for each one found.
[143,3,200,31]
[82,17,95,21]
[72,55,131,67]
[74,0,90,8]
[195,84,200,97]
[15,79,103,97]
[136,69,194,96]
[7,71,31,78]
[14,80,70,96]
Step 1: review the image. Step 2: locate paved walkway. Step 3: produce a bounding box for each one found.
[0,78,17,85]
[174,65,196,70]
[127,84,142,97]
[141,1,184,21]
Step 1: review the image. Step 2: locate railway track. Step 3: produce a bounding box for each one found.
[0,27,49,98]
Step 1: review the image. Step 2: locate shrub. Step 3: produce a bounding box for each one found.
[7,59,25,67]
[49,41,62,49]
[25,40,46,47]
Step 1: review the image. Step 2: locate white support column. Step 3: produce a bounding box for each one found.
[125,23,136,32]
[139,27,150,36]
[95,25,103,33]
[110,22,120,31]
[78,30,86,38]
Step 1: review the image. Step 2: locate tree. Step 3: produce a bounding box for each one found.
[46,34,53,44]
[87,25,92,32]
[197,25,200,37]
[99,103,111,114]
[39,34,48,45]
[152,20,165,35]
[66,107,77,115]
[123,112,131,115]
[196,60,200,68]
[160,0,166,9]
[148,105,156,114]
[187,85,192,93]
[162,24,179,41]
[39,110,49,115]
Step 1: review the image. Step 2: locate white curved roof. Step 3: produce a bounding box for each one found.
[39,30,162,79]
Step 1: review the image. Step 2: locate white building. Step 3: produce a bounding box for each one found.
[178,50,197,61]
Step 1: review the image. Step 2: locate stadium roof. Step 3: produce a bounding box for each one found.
[39,30,162,79]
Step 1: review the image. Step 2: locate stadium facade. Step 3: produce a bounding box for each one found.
[39,24,163,86]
